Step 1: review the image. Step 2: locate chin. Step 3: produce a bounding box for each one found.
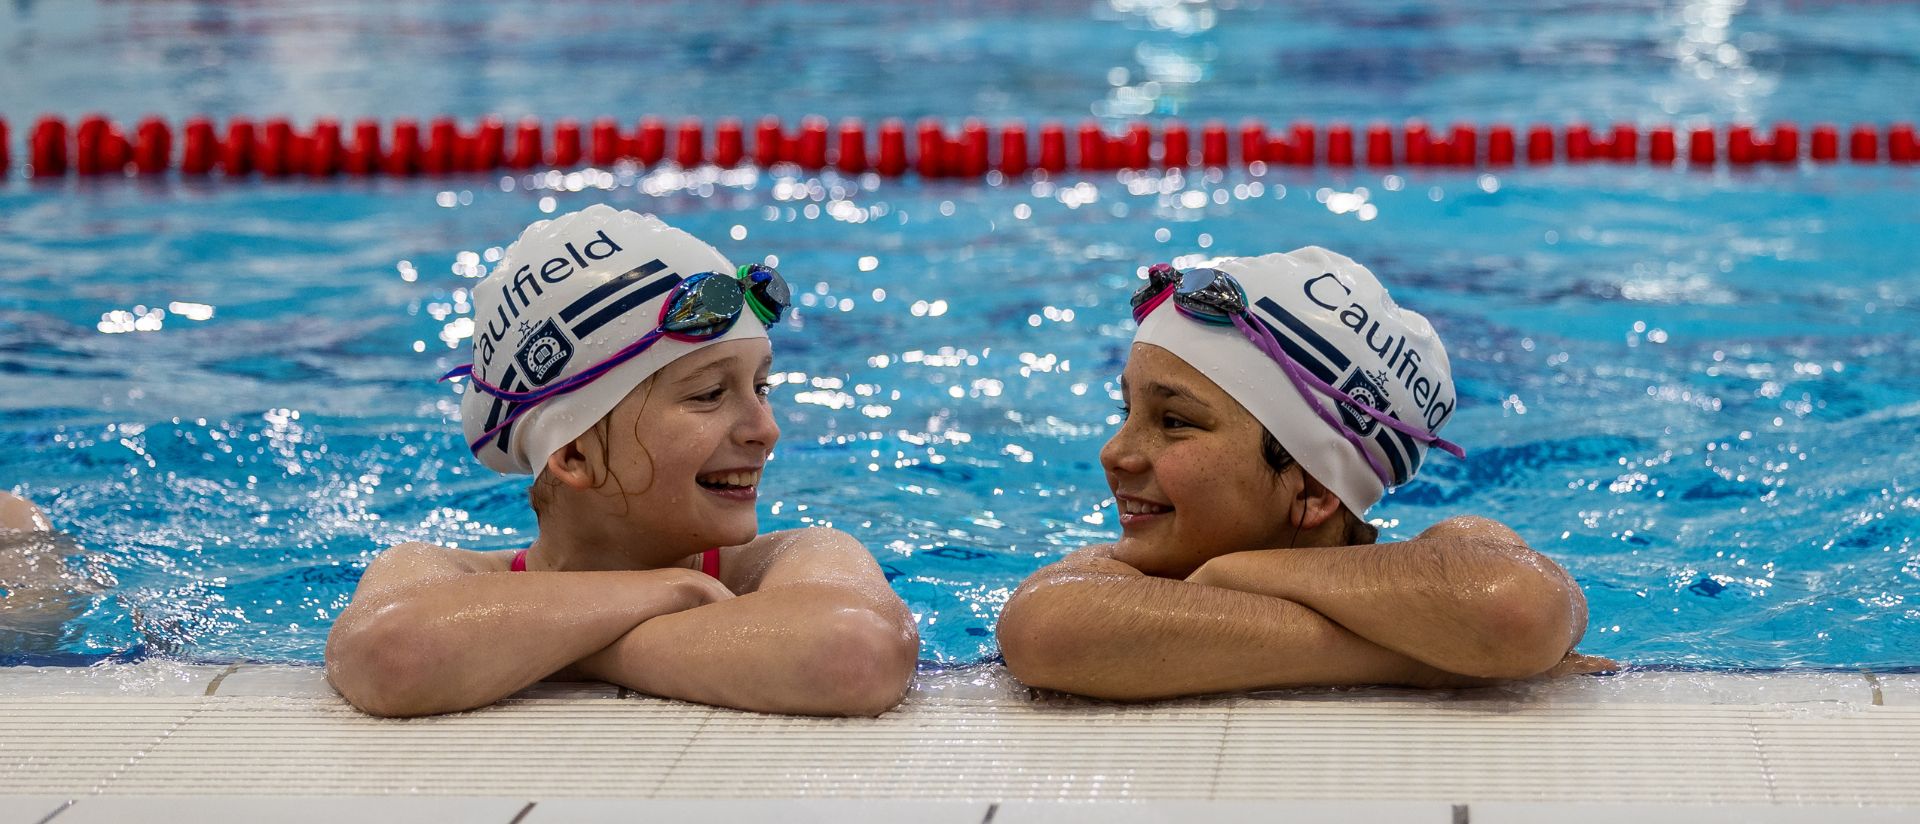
[707,517,759,549]
[1112,536,1181,578]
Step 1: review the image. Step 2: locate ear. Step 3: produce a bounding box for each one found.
[542,431,602,491]
[1289,470,1346,532]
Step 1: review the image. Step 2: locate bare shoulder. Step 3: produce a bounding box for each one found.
[721,527,883,593]
[354,542,513,596]
[1416,516,1528,547]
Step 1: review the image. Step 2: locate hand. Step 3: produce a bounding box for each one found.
[563,569,733,683]
[658,567,735,610]
[1185,557,1225,587]
[1543,651,1620,677]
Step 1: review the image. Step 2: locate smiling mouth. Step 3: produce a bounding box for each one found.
[1116,496,1173,524]
[696,468,762,492]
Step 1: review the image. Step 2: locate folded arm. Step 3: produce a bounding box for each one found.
[1187,516,1588,679]
[997,545,1485,700]
[324,544,719,717]
[997,517,1590,700]
[570,527,919,717]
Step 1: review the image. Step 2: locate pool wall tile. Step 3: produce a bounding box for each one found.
[0,663,226,697]
[523,799,991,823]
[0,797,73,824]
[994,801,1458,823]
[50,796,530,824]
[208,665,337,698]
[1474,802,1919,823]
[1870,673,1920,707]
[1509,670,1877,706]
[516,680,620,700]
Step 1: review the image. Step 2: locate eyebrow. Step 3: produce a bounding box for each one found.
[1120,377,1205,405]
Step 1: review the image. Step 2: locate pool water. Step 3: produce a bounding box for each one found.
[1,0,1916,669]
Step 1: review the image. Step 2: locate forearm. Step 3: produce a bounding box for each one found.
[326,570,698,716]
[998,566,1475,700]
[574,581,918,716]
[1194,536,1585,678]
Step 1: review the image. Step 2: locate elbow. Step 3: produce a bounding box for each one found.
[1455,578,1580,680]
[996,590,1068,690]
[997,584,1134,699]
[794,606,919,717]
[324,608,464,718]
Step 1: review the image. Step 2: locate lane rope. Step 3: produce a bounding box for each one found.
[5,114,1916,179]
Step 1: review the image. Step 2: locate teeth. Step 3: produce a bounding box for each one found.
[1118,498,1171,515]
[700,469,761,488]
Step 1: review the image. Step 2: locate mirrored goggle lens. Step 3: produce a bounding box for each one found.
[1173,268,1248,320]
[741,264,791,323]
[661,272,746,338]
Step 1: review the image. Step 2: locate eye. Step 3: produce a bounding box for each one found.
[1115,403,1131,419]
[691,385,726,403]
[1161,414,1192,430]
[755,381,773,398]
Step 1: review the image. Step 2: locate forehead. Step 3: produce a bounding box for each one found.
[660,338,773,381]
[1123,343,1225,399]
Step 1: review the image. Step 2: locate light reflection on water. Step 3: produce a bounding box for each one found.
[3,158,1916,668]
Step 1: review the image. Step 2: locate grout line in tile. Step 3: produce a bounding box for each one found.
[32,800,75,824]
[1861,670,1884,706]
[202,664,242,697]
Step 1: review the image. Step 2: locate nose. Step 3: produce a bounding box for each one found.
[738,391,780,453]
[1099,416,1149,478]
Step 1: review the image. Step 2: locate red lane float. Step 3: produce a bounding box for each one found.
[8,115,1917,179]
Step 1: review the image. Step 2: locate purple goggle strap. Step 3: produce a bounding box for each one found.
[1134,284,1466,489]
[440,326,669,452]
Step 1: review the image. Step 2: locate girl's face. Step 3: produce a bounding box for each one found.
[584,338,779,553]
[1101,343,1306,578]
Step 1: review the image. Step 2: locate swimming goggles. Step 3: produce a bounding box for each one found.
[1130,263,1465,488]
[445,263,791,451]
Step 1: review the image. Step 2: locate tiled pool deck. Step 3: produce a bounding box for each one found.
[2,664,1916,822]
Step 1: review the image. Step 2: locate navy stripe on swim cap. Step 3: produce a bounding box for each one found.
[1374,426,1410,486]
[559,259,669,323]
[484,366,526,455]
[1254,296,1352,373]
[1248,311,1340,385]
[571,272,682,340]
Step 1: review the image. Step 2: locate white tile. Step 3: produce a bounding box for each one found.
[0,662,226,697]
[523,800,990,824]
[56,796,529,824]
[1871,673,1920,707]
[1476,803,1920,823]
[209,665,339,698]
[0,797,72,824]
[996,801,1457,823]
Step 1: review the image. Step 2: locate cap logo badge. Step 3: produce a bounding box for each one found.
[514,319,575,387]
[1336,369,1392,436]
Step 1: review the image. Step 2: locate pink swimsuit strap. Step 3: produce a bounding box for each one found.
[509,547,719,577]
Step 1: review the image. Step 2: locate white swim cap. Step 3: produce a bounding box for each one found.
[1132,246,1460,514]
[457,204,766,476]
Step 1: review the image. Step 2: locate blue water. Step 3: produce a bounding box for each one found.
[2,1,1916,669]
